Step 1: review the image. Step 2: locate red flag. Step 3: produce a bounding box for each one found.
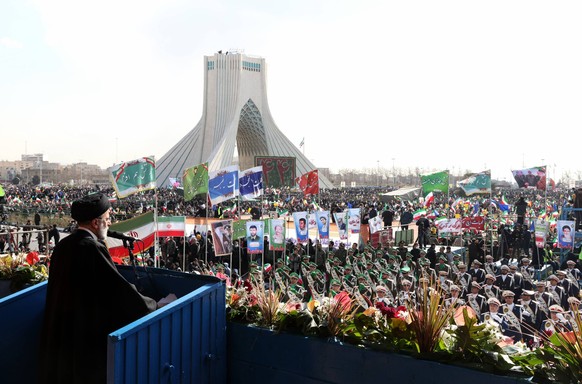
[296,170,319,196]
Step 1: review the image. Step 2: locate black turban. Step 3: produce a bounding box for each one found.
[71,193,111,222]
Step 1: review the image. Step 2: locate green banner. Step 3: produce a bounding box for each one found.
[421,170,449,195]
[183,163,209,202]
[458,171,491,196]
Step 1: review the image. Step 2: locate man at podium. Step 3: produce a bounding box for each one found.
[39,193,172,384]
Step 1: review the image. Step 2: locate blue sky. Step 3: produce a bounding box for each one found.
[1,0,581,183]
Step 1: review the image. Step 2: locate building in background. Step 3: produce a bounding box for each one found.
[156,51,334,189]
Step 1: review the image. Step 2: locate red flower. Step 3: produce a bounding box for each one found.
[375,302,398,318]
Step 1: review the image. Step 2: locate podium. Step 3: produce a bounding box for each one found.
[0,267,226,384]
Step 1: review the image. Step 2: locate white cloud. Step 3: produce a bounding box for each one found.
[0,37,23,49]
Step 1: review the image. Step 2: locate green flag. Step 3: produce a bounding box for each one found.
[109,157,156,198]
[421,170,449,195]
[457,170,491,196]
[232,219,248,239]
[183,163,209,202]
[0,184,4,198]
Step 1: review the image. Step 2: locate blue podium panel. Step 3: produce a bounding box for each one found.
[0,267,226,384]
[108,269,226,384]
[0,282,48,384]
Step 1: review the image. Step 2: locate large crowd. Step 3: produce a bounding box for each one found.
[2,183,582,347]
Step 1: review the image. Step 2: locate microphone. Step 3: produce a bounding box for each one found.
[107,230,141,242]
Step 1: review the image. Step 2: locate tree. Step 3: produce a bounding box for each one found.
[11,176,21,185]
[32,175,40,185]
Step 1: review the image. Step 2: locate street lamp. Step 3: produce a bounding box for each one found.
[391,158,395,186]
[377,160,380,186]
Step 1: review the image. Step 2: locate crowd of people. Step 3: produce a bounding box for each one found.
[2,183,582,349]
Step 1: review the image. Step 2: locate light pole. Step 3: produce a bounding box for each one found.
[377,160,380,186]
[391,158,395,186]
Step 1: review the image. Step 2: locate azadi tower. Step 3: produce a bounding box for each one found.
[156,51,333,189]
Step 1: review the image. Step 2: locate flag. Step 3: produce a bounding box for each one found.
[471,202,480,216]
[183,163,209,202]
[109,157,156,198]
[277,207,289,217]
[221,202,238,218]
[239,166,263,200]
[157,216,186,237]
[423,191,434,208]
[168,177,181,188]
[296,170,319,196]
[107,211,156,258]
[458,170,491,196]
[421,170,449,195]
[497,195,509,212]
[209,165,239,205]
[299,138,304,147]
[511,166,547,190]
[232,219,248,239]
[413,209,427,221]
[0,184,4,198]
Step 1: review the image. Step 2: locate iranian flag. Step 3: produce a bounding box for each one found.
[423,192,434,208]
[107,211,156,258]
[157,216,186,237]
[413,209,427,221]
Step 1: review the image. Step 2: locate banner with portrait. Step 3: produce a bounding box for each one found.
[211,220,233,256]
[348,208,361,234]
[334,211,348,240]
[369,215,383,234]
[246,220,264,254]
[511,166,546,190]
[292,211,309,244]
[557,220,575,250]
[316,211,330,241]
[269,219,286,251]
[534,219,549,248]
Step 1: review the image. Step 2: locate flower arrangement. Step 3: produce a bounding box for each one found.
[0,253,48,295]
[224,280,582,381]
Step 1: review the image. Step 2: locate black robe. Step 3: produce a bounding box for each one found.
[39,229,157,383]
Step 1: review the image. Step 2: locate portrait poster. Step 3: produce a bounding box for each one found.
[557,220,575,250]
[348,208,361,234]
[246,220,264,254]
[211,220,233,256]
[316,211,330,240]
[293,211,309,244]
[269,219,286,251]
[334,211,348,240]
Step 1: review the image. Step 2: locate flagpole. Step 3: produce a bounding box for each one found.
[489,187,494,260]
[234,193,241,282]
[205,192,209,266]
[154,187,159,268]
[182,216,186,272]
